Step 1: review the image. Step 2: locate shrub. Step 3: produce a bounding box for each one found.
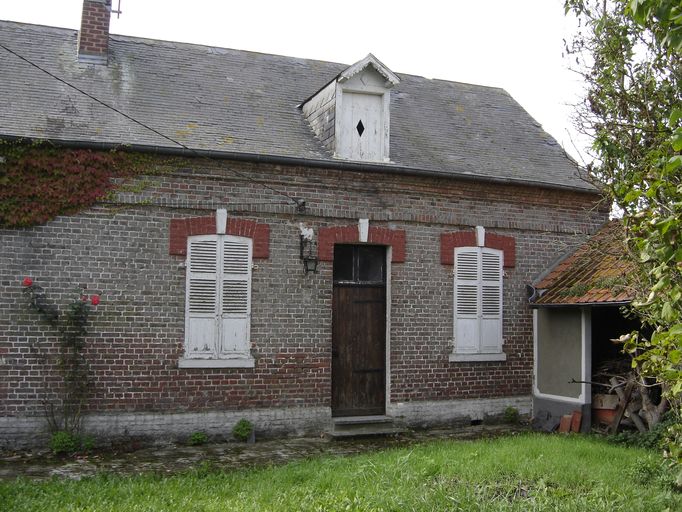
[611,410,682,489]
[628,456,677,490]
[661,421,682,489]
[188,431,209,446]
[610,411,678,450]
[81,435,95,452]
[49,431,97,455]
[49,431,80,455]
[232,418,253,442]
[503,406,520,424]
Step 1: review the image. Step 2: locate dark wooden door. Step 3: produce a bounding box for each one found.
[332,245,386,417]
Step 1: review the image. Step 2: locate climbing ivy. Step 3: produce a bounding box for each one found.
[0,140,161,228]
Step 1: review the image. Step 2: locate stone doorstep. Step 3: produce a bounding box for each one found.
[328,415,408,439]
[332,415,394,426]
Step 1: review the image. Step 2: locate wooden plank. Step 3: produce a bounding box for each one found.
[570,410,582,433]
[558,415,572,433]
[593,393,619,410]
[611,377,647,433]
[607,378,634,434]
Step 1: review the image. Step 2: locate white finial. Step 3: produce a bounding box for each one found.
[216,209,227,234]
[359,219,369,242]
[476,226,485,247]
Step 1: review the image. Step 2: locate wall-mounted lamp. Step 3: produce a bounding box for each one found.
[299,225,318,274]
[300,234,318,274]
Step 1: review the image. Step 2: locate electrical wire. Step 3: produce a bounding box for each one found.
[0,42,305,211]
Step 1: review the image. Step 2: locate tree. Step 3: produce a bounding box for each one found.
[564,0,681,483]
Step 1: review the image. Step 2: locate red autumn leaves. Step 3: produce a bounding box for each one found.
[1,145,145,228]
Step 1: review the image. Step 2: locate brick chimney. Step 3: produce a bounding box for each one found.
[77,0,112,64]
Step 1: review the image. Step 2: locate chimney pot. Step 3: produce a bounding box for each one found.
[77,0,112,65]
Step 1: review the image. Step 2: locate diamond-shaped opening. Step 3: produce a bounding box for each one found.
[356,120,365,137]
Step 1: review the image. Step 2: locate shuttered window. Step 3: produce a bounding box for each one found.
[453,247,503,355]
[184,234,252,361]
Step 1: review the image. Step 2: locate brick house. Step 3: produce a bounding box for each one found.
[0,1,607,447]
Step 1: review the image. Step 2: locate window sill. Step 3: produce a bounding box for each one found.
[178,357,255,369]
[449,352,507,362]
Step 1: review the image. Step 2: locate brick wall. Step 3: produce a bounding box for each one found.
[0,156,607,440]
[77,0,111,63]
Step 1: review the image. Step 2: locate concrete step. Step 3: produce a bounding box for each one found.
[327,416,408,439]
[333,415,393,426]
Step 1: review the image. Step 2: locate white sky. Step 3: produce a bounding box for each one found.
[0,0,590,162]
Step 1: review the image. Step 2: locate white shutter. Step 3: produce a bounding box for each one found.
[453,247,504,355]
[480,248,503,353]
[185,236,219,359]
[454,248,480,353]
[219,237,252,356]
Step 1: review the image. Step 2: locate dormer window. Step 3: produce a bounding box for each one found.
[301,54,400,163]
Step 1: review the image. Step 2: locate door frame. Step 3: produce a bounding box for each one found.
[384,246,392,414]
[330,244,392,417]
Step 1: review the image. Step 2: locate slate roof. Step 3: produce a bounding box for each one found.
[532,221,635,306]
[0,20,593,191]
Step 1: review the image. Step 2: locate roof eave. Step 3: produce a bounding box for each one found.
[0,135,600,195]
[529,300,632,309]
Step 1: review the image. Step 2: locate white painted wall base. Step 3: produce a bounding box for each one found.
[1,396,532,450]
[0,406,332,450]
[387,395,531,427]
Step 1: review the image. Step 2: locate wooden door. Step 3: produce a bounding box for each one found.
[339,92,383,161]
[332,245,386,417]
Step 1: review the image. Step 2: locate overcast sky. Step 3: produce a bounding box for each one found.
[1,0,589,162]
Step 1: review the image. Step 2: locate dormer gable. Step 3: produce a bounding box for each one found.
[301,54,400,163]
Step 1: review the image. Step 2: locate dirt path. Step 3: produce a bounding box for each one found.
[0,424,527,481]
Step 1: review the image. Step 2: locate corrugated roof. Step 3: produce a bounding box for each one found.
[532,220,635,306]
[0,20,595,191]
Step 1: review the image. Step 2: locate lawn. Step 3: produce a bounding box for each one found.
[1,433,679,511]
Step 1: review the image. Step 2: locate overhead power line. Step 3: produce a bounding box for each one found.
[0,42,305,211]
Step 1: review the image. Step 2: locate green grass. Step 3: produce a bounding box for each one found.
[1,434,679,511]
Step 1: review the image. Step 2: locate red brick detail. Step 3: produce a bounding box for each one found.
[440,231,515,268]
[169,216,214,256]
[169,219,190,256]
[368,227,406,263]
[228,218,255,238]
[440,232,476,265]
[318,225,406,262]
[318,226,358,261]
[486,233,516,268]
[188,216,216,237]
[169,216,269,259]
[228,219,270,259]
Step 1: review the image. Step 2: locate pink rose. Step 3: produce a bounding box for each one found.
[91,295,100,306]
[22,277,33,287]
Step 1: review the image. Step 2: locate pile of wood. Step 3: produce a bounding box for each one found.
[590,359,668,434]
